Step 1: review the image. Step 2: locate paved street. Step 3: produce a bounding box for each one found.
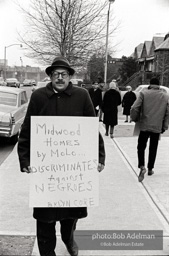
[0,138,16,166]
[0,113,169,255]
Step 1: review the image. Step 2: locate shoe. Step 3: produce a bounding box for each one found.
[66,240,78,256]
[124,120,128,122]
[110,134,114,138]
[138,167,146,182]
[105,132,109,136]
[148,169,154,176]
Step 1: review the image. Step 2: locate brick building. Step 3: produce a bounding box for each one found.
[154,32,169,86]
[124,32,169,88]
[107,56,124,82]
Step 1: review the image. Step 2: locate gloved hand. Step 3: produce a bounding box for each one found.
[22,166,32,173]
[97,163,104,172]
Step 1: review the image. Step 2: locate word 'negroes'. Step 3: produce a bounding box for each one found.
[35,181,93,193]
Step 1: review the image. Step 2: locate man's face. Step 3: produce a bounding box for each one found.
[50,68,71,92]
[92,82,98,89]
[99,83,104,90]
[127,86,131,92]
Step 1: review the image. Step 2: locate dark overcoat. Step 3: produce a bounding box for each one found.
[102,89,121,126]
[17,82,105,222]
[122,91,136,115]
[88,88,102,109]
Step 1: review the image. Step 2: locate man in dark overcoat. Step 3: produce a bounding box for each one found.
[102,82,121,138]
[88,81,103,116]
[17,56,105,256]
[122,86,136,122]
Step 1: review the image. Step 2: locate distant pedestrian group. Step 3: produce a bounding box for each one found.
[88,76,169,184]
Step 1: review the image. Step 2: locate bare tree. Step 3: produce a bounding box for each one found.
[17,0,118,66]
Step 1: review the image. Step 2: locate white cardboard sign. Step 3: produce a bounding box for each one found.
[29,116,99,207]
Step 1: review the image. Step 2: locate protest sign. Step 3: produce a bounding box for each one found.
[29,116,99,207]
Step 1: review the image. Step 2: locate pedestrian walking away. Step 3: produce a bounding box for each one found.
[130,77,169,182]
[122,85,136,122]
[102,81,121,138]
[17,56,106,256]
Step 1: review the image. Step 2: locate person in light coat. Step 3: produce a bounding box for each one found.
[130,77,169,182]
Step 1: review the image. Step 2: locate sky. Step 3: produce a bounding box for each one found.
[112,0,169,57]
[0,0,169,68]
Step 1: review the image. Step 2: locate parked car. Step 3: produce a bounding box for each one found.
[134,84,169,97]
[31,79,36,86]
[42,77,51,82]
[32,77,50,92]
[23,79,36,86]
[0,77,7,86]
[6,78,20,88]
[0,87,28,143]
[70,78,83,87]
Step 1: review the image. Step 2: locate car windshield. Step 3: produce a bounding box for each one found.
[160,88,167,93]
[0,92,17,106]
[6,78,17,81]
[135,86,144,92]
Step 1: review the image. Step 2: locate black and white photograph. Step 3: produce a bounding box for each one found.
[0,0,169,255]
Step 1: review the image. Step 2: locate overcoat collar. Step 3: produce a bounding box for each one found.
[148,84,160,90]
[45,82,73,97]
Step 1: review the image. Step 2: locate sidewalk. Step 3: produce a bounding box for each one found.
[0,121,169,255]
[114,126,169,224]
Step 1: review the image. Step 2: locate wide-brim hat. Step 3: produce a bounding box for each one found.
[45,56,75,76]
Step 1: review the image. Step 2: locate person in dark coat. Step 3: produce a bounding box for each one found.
[102,81,121,138]
[17,56,105,256]
[88,81,103,116]
[122,86,136,122]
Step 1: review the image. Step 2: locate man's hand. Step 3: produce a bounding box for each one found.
[161,128,165,134]
[22,166,32,174]
[97,163,104,172]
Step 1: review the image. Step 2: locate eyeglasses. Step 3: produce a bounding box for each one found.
[52,71,69,79]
